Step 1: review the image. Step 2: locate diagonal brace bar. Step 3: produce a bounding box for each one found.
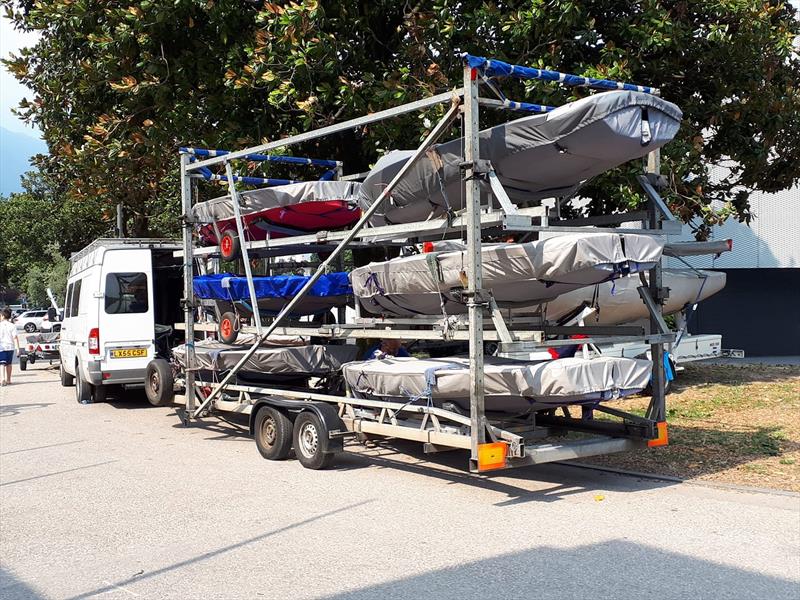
[637,174,676,222]
[486,170,519,215]
[637,284,671,336]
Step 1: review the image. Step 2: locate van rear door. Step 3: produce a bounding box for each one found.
[98,249,154,374]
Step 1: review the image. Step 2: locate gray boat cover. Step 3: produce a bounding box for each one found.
[351,232,663,316]
[192,181,361,223]
[25,332,60,345]
[538,269,726,325]
[663,239,732,258]
[343,355,652,413]
[358,91,682,225]
[173,340,359,375]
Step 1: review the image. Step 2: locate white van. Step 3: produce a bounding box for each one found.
[59,238,183,403]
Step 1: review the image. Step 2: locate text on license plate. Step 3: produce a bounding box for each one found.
[111,348,147,359]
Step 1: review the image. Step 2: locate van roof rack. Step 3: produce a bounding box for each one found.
[70,238,181,263]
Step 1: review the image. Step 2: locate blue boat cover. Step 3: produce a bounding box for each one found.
[194,272,352,301]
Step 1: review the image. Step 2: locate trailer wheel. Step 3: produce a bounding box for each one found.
[145,359,175,406]
[60,363,74,387]
[254,406,293,461]
[293,411,336,470]
[219,312,239,344]
[19,356,27,371]
[75,366,92,404]
[28,355,36,365]
[219,229,240,261]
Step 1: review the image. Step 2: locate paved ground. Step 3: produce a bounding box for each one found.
[1,367,799,600]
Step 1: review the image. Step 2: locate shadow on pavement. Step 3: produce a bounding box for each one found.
[0,565,46,600]
[319,540,798,600]
[0,403,54,417]
[0,440,85,456]
[63,500,374,600]
[0,459,118,488]
[331,438,674,506]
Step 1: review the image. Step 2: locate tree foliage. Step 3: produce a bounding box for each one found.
[3,0,799,240]
[0,171,107,291]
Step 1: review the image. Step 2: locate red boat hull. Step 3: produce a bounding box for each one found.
[199,200,361,244]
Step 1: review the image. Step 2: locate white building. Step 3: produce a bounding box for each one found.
[666,181,800,356]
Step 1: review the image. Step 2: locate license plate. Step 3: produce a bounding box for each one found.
[110,348,147,359]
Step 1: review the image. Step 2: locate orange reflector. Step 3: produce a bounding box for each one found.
[648,421,669,447]
[422,241,435,253]
[477,442,508,471]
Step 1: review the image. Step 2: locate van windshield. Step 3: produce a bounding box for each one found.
[105,273,149,314]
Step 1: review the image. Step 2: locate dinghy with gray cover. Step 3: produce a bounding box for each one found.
[343,355,652,414]
[358,90,682,225]
[351,232,663,317]
[173,341,359,385]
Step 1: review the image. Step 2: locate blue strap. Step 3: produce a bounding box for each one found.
[463,53,659,94]
[664,351,674,382]
[395,363,461,408]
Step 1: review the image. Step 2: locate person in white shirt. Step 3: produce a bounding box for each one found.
[0,308,20,385]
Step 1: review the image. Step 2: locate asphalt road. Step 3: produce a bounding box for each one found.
[1,367,799,600]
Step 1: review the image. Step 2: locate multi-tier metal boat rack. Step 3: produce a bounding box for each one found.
[172,54,678,472]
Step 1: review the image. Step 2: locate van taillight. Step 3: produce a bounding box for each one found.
[88,328,100,355]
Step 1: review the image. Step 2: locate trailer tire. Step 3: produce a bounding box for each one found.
[60,363,74,387]
[75,365,92,404]
[219,229,240,262]
[19,356,27,371]
[219,312,239,344]
[28,355,36,365]
[293,411,336,470]
[145,359,174,406]
[254,406,293,461]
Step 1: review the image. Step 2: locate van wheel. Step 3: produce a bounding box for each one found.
[60,363,74,387]
[145,359,174,406]
[293,411,336,470]
[19,356,27,371]
[254,406,293,460]
[219,312,239,344]
[220,229,240,261]
[92,384,107,403]
[75,366,92,404]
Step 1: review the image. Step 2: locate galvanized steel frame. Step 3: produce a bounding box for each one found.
[177,60,673,471]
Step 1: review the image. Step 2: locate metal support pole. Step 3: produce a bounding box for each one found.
[116,203,124,238]
[463,65,487,467]
[333,162,347,325]
[190,98,463,418]
[180,153,196,413]
[224,161,263,335]
[645,148,666,422]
